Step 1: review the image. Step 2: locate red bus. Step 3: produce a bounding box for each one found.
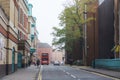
[41,53,49,65]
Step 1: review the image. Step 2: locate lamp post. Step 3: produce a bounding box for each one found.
[93,13,96,68]
[83,3,87,66]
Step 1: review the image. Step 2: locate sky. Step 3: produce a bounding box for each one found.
[28,0,66,46]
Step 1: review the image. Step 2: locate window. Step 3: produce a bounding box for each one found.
[0,35,5,61]
[99,0,104,5]
[18,7,21,23]
[42,58,48,61]
[42,53,48,57]
[18,30,20,40]
[22,11,24,26]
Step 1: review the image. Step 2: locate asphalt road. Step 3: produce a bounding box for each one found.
[41,65,114,80]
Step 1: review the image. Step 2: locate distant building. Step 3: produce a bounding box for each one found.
[52,50,65,63]
[37,43,52,64]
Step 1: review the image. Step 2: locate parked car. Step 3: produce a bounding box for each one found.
[53,61,60,66]
[60,61,64,65]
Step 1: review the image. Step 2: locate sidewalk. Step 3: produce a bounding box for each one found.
[72,66,120,79]
[0,65,40,80]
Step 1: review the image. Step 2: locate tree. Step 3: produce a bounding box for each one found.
[51,27,66,50]
[51,0,96,54]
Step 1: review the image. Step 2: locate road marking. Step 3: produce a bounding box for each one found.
[66,72,70,75]
[71,74,76,78]
[37,71,42,80]
[63,70,65,72]
[78,79,81,80]
[39,65,43,80]
[72,66,119,80]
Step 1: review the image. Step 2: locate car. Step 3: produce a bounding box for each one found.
[53,61,60,66]
[60,61,64,65]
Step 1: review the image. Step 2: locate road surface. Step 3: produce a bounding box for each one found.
[41,65,114,80]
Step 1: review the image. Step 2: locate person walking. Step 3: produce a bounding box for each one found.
[28,59,31,66]
[36,59,40,68]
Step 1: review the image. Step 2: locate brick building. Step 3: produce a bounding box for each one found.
[37,43,52,64]
[83,0,99,66]
[83,0,115,66]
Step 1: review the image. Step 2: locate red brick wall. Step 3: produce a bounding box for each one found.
[37,48,52,63]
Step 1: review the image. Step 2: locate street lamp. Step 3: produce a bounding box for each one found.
[83,3,87,66]
[93,13,96,68]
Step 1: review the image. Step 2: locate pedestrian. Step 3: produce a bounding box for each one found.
[28,59,31,66]
[36,59,40,68]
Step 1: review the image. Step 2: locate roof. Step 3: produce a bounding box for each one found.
[37,43,52,48]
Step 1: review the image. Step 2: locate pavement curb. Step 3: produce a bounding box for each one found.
[78,67,120,79]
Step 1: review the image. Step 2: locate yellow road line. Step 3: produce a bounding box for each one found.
[38,65,42,80]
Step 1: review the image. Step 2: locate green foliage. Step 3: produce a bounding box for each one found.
[51,0,96,51]
[51,27,65,50]
[51,27,65,37]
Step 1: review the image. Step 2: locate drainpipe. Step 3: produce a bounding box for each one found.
[6,25,9,75]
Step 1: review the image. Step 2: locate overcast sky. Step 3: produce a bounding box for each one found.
[28,0,66,46]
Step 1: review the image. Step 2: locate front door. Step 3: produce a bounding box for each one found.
[17,52,22,68]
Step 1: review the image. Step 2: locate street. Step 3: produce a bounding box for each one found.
[42,65,114,80]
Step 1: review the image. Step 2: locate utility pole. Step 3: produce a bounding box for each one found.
[84,3,87,66]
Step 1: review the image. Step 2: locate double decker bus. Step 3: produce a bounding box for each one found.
[41,53,49,65]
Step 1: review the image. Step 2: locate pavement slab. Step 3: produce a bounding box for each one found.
[0,65,40,80]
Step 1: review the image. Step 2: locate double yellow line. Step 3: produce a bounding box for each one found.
[37,72,42,80]
[37,66,42,80]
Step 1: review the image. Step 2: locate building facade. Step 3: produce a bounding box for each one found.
[0,0,18,76]
[82,0,115,66]
[114,0,120,58]
[37,43,52,64]
[79,0,99,66]
[52,50,65,64]
[28,3,39,62]
[0,6,8,77]
[17,0,31,68]
[0,0,38,77]
[98,0,114,59]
